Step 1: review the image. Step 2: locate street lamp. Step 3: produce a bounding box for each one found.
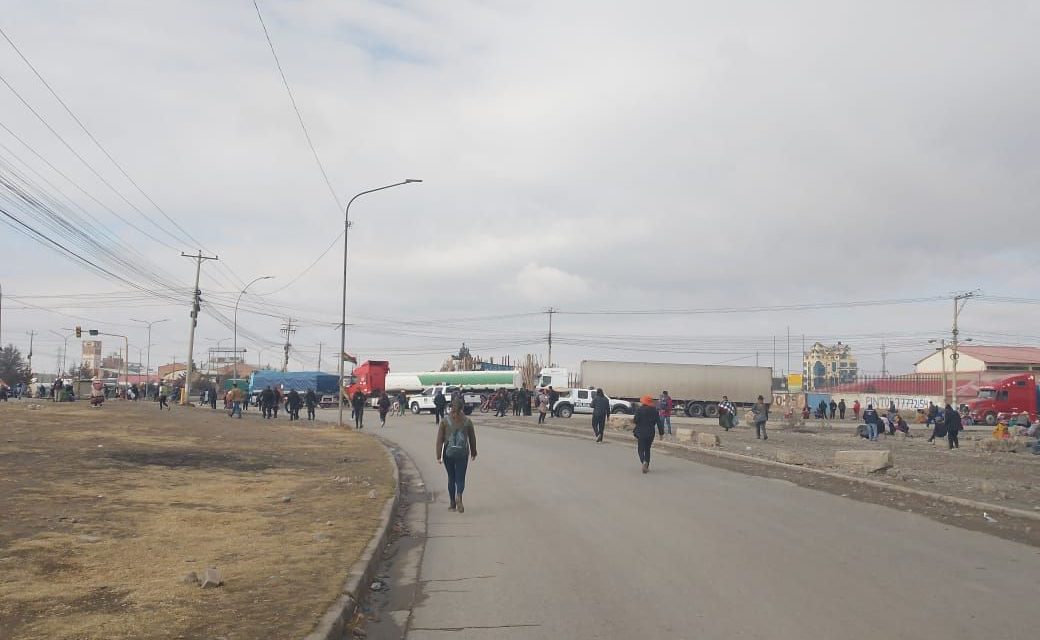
[51,329,71,375]
[131,318,169,395]
[928,339,948,404]
[234,276,273,382]
[338,179,422,429]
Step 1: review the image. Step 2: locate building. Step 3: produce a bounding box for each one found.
[803,341,858,390]
[82,340,102,374]
[101,352,124,370]
[915,345,1040,374]
[158,362,187,382]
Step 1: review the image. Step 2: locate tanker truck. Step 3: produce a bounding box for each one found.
[578,360,773,417]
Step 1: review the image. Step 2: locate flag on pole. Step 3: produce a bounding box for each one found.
[342,352,358,364]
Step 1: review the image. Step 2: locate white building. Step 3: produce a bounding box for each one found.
[915,345,1040,374]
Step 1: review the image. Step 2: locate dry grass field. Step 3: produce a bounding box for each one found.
[0,400,394,640]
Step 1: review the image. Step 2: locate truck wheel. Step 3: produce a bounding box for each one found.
[463,406,474,415]
[704,404,719,418]
[686,403,704,418]
[984,411,997,426]
[556,404,573,418]
[410,402,421,415]
[611,405,629,415]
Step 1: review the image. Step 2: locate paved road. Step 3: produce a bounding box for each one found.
[349,412,1039,639]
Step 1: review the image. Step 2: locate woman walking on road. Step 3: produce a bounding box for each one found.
[537,390,549,424]
[436,399,478,513]
[633,395,661,473]
[591,388,609,442]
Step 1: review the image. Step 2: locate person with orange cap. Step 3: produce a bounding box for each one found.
[633,394,662,473]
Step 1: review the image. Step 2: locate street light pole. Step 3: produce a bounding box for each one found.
[338,179,422,429]
[929,339,948,404]
[234,276,273,382]
[131,318,169,395]
[50,329,70,374]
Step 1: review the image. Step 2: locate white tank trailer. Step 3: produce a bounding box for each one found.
[579,360,773,417]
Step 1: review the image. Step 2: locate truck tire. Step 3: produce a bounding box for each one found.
[704,404,719,418]
[463,405,474,415]
[686,403,704,418]
[556,404,574,418]
[984,411,997,426]
[611,405,629,415]
[410,402,421,415]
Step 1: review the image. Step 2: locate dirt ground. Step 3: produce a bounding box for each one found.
[0,400,394,640]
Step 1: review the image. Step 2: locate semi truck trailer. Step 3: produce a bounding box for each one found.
[578,360,773,417]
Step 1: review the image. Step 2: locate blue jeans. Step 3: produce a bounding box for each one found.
[231,401,242,418]
[660,415,672,435]
[444,453,470,503]
[866,422,877,440]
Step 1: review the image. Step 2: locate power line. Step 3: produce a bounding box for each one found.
[251,0,343,212]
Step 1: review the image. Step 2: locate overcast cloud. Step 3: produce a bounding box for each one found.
[1,1,1038,377]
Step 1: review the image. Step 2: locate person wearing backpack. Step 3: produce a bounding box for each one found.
[436,399,478,513]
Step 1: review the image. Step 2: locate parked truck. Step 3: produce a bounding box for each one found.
[407,385,482,415]
[249,370,340,407]
[578,360,773,418]
[551,388,632,418]
[966,373,1040,425]
[385,369,521,393]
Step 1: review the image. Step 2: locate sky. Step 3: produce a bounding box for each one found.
[1,0,1039,379]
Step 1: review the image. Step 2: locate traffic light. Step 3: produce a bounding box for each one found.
[75,326,81,338]
[89,329,99,336]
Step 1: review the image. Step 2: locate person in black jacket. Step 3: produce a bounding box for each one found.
[591,388,610,443]
[547,386,560,418]
[633,394,662,473]
[351,390,366,429]
[286,389,302,421]
[944,403,962,449]
[305,389,318,420]
[260,386,276,419]
[862,403,879,441]
[433,389,447,424]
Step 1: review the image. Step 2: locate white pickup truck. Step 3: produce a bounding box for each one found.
[408,386,481,415]
[552,388,632,418]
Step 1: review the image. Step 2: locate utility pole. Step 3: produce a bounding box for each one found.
[951,291,976,408]
[181,250,218,404]
[880,342,887,377]
[786,326,790,377]
[317,342,324,371]
[546,307,556,367]
[280,318,296,372]
[26,330,35,376]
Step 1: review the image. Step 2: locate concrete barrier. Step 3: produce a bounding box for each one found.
[834,449,892,474]
[676,428,695,443]
[775,450,806,465]
[697,432,721,448]
[607,414,633,431]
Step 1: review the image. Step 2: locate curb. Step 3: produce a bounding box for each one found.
[497,420,1040,524]
[305,438,402,640]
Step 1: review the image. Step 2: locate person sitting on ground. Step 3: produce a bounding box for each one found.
[992,421,1009,440]
[894,414,910,436]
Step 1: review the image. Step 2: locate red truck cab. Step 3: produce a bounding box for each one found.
[344,360,390,401]
[966,373,1039,425]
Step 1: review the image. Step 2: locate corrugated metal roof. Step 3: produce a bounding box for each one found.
[956,345,1040,364]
